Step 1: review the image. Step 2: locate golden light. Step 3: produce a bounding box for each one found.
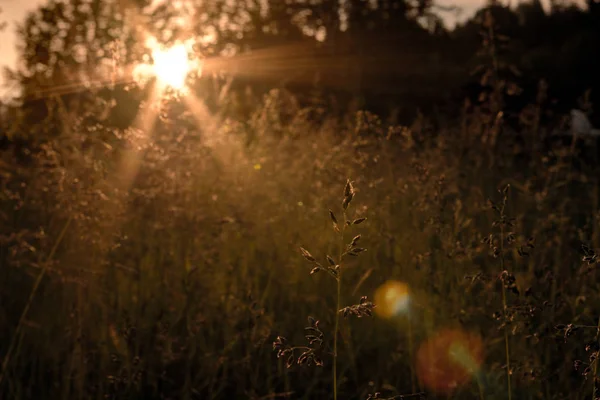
[133,37,202,91]
[416,328,484,394]
[152,44,191,90]
[374,280,411,319]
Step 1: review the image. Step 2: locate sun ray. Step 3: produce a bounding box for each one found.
[21,65,138,102]
[114,79,163,191]
[183,93,220,145]
[202,43,351,81]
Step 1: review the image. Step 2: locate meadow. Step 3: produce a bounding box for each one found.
[1,81,600,400]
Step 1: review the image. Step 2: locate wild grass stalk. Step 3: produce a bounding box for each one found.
[274,179,373,400]
[333,208,346,400]
[498,186,512,400]
[0,215,72,388]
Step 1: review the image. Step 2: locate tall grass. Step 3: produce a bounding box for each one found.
[1,87,599,400]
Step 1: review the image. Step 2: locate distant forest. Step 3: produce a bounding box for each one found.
[1,0,599,138]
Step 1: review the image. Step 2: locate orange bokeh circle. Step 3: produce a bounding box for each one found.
[374,280,411,319]
[416,328,484,394]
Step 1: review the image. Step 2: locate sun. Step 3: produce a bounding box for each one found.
[132,37,203,91]
[151,43,191,90]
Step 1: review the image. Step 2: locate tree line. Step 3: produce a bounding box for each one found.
[0,0,599,143]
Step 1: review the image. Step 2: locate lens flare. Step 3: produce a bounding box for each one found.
[374,280,411,319]
[416,328,484,394]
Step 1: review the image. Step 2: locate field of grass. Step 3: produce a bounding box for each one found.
[1,89,600,400]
